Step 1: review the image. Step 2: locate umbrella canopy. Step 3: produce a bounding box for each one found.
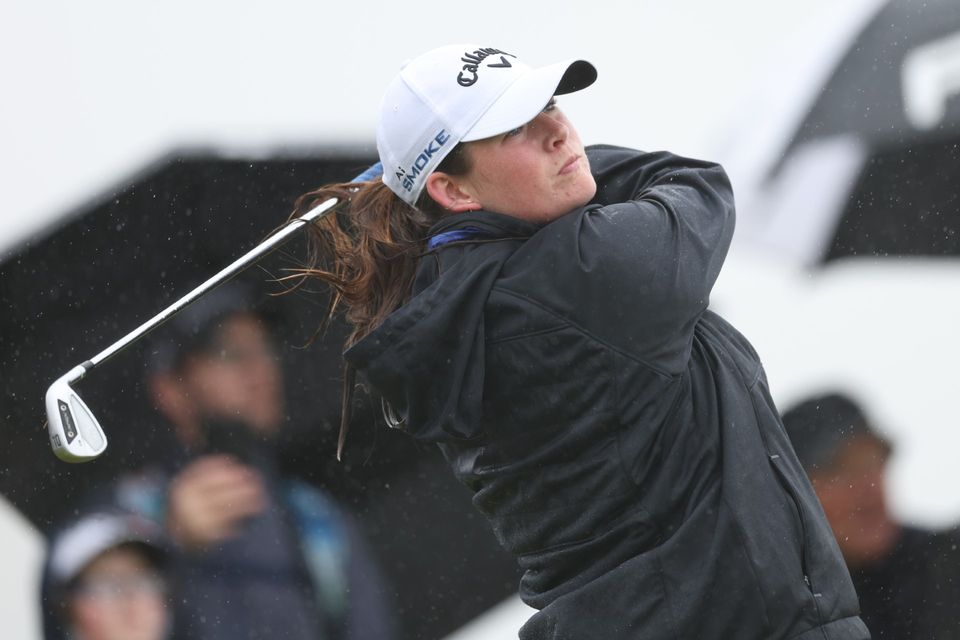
[790,0,960,153]
[730,0,960,265]
[0,150,519,638]
[826,132,960,260]
[798,0,960,261]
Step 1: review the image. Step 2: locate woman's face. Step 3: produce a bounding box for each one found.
[458,100,597,223]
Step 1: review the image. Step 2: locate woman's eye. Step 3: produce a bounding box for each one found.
[504,99,557,139]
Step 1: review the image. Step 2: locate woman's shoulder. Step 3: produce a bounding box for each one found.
[585,143,642,153]
[585,143,646,166]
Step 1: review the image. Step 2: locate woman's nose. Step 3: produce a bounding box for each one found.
[533,113,568,149]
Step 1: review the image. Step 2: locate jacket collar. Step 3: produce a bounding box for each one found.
[428,209,542,242]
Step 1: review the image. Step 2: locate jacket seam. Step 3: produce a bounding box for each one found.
[491,285,676,380]
[507,488,644,555]
[721,493,775,634]
[786,616,865,640]
[653,553,682,640]
[487,324,570,345]
[615,370,685,492]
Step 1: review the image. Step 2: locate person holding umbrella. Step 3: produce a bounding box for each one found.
[782,392,960,639]
[103,283,397,640]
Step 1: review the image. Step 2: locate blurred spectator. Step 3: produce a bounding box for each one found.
[107,283,396,640]
[41,508,171,640]
[782,392,960,639]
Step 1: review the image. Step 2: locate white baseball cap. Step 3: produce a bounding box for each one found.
[48,510,167,587]
[377,44,597,206]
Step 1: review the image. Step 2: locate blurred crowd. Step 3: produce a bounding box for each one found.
[40,284,398,640]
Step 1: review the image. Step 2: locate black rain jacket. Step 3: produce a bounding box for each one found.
[345,145,869,639]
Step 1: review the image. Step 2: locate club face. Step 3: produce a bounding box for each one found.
[45,373,108,463]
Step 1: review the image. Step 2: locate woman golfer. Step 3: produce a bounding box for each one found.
[290,44,869,639]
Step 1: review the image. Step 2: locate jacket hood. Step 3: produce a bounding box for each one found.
[344,211,538,443]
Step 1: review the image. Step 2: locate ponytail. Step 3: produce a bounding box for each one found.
[284,145,470,457]
[288,178,435,348]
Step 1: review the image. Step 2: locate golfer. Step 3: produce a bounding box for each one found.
[289,44,869,639]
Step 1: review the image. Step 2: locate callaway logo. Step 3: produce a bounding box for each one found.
[396,129,451,192]
[457,47,517,87]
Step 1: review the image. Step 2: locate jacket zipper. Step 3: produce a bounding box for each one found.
[768,453,832,639]
[768,454,815,593]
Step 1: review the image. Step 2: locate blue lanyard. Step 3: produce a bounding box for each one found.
[426,226,493,250]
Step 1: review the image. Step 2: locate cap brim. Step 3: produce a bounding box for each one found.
[49,513,166,586]
[461,59,597,142]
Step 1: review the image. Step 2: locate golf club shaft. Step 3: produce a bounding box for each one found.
[78,196,342,377]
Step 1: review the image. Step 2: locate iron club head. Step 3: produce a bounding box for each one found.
[45,364,108,463]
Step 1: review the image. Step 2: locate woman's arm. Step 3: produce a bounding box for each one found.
[526,146,735,372]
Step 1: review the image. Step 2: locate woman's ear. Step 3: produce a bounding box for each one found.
[425,172,479,213]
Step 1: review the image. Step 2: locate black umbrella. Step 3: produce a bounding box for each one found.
[827,134,960,260]
[0,150,370,523]
[755,0,960,263]
[0,149,519,638]
[791,0,960,152]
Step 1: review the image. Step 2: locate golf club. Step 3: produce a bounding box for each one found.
[45,162,383,462]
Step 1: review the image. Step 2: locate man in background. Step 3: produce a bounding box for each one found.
[782,392,960,639]
[111,282,396,640]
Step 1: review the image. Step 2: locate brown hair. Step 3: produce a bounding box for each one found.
[283,146,471,456]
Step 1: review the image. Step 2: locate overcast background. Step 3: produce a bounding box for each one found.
[0,0,860,255]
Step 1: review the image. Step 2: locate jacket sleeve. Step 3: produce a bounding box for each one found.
[529,146,735,373]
